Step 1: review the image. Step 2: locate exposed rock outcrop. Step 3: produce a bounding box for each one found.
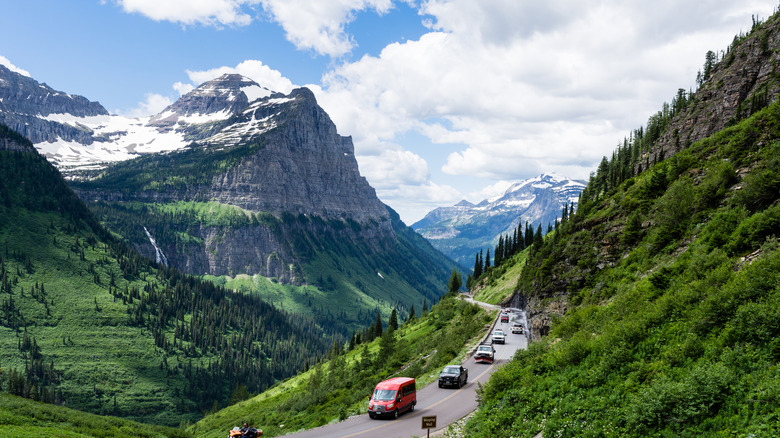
[651,18,780,163]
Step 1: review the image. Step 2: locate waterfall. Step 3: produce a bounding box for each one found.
[143,226,169,267]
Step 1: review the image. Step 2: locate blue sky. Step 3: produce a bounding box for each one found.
[1,0,777,223]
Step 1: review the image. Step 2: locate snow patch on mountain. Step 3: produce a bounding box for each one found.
[36,113,188,168]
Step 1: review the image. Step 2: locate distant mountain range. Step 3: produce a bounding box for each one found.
[412,173,585,267]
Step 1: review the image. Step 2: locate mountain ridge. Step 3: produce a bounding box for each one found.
[412,173,585,266]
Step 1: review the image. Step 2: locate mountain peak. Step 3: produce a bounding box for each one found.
[150,74,277,125]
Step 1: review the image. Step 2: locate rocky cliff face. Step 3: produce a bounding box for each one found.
[650,16,780,163]
[72,77,403,284]
[79,85,389,224]
[0,124,36,153]
[413,174,585,267]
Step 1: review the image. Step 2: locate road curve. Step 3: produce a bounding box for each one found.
[282,308,527,438]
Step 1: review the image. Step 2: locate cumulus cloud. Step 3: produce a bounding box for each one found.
[0,55,30,77]
[111,0,395,57]
[316,0,775,187]
[356,147,430,188]
[121,93,173,118]
[111,0,260,26]
[147,0,776,221]
[258,0,394,56]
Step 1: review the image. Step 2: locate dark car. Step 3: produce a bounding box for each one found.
[438,365,468,388]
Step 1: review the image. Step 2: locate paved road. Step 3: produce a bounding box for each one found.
[282,308,527,438]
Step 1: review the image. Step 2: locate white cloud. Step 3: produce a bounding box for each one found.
[0,56,30,77]
[148,0,777,222]
[316,0,777,187]
[182,60,296,95]
[376,181,462,225]
[258,0,394,56]
[112,0,260,26]
[112,0,395,57]
[173,81,195,96]
[121,93,173,118]
[356,147,429,188]
[466,180,516,203]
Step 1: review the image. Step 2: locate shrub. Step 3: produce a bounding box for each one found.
[727,203,780,255]
[651,176,696,249]
[730,162,780,213]
[626,362,734,431]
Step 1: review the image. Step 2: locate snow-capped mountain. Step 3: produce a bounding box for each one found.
[151,74,277,126]
[411,173,586,267]
[0,67,291,175]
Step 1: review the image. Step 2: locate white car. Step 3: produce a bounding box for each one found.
[491,329,506,344]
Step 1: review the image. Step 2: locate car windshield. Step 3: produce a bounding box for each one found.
[494,330,504,335]
[478,346,491,351]
[373,389,397,401]
[443,366,460,374]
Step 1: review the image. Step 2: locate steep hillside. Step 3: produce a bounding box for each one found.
[413,174,584,267]
[463,16,780,437]
[190,292,491,438]
[0,123,331,425]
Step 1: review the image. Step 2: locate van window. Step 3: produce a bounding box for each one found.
[373,389,396,401]
[401,383,415,397]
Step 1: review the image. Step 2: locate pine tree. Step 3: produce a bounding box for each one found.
[484,249,491,272]
[495,237,504,266]
[533,224,543,248]
[517,223,524,251]
[374,311,383,338]
[447,268,462,293]
[389,308,398,330]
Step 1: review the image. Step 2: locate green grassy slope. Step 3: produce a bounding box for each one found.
[0,392,188,438]
[0,128,330,425]
[189,293,492,438]
[472,251,528,305]
[463,82,780,437]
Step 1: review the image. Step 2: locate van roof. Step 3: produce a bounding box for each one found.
[375,377,415,389]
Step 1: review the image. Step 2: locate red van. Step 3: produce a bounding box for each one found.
[367,377,416,419]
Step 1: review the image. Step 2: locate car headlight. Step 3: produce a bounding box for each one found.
[387,403,394,409]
